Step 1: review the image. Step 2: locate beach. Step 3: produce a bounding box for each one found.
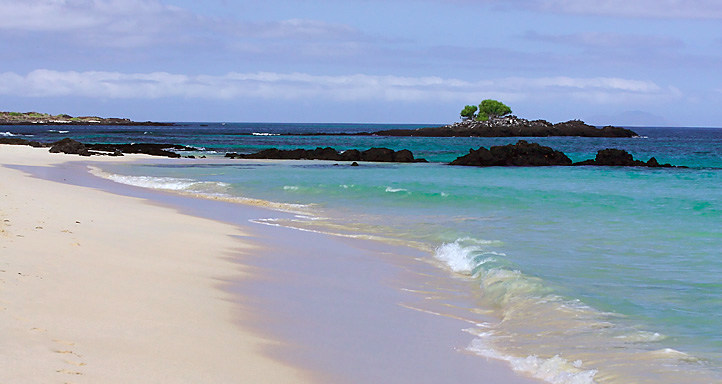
[1,144,547,383]
[0,145,313,383]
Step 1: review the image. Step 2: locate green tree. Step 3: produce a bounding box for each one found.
[460,105,478,120]
[475,99,512,121]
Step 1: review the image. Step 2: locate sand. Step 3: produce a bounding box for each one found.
[0,145,311,383]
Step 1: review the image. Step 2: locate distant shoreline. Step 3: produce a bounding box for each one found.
[0,111,172,126]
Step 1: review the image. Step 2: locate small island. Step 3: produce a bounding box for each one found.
[371,100,638,138]
[0,111,172,126]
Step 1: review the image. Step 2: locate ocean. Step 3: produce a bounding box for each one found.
[4,123,721,383]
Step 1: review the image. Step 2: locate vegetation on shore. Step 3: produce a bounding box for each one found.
[460,99,513,121]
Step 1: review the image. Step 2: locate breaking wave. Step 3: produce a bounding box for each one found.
[432,238,721,384]
[89,167,312,215]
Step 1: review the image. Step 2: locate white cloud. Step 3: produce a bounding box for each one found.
[536,0,722,19]
[0,0,203,48]
[0,0,368,51]
[451,0,722,19]
[523,31,684,51]
[227,19,364,41]
[0,0,184,32]
[0,69,682,105]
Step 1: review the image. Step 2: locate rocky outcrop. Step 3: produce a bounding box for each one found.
[0,137,45,147]
[225,147,427,163]
[449,141,679,168]
[44,139,186,157]
[87,143,185,158]
[574,148,674,167]
[450,140,573,166]
[45,139,187,157]
[2,137,189,158]
[49,138,94,156]
[370,116,638,138]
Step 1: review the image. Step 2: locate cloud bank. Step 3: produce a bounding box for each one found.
[455,0,722,19]
[0,0,369,49]
[0,69,681,106]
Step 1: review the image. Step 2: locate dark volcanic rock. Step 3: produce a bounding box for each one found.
[392,149,415,163]
[573,148,675,167]
[341,149,362,161]
[0,137,45,147]
[360,147,395,162]
[87,143,185,158]
[3,137,186,157]
[589,148,637,166]
[227,147,427,163]
[450,140,573,167]
[49,138,92,156]
[452,142,678,168]
[371,116,638,138]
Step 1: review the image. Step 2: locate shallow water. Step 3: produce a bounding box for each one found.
[6,123,722,383]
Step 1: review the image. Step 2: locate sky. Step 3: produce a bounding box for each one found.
[1,0,721,126]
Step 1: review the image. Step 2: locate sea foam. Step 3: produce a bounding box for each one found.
[433,238,504,275]
[468,338,598,384]
[90,167,317,216]
[106,174,217,190]
[90,168,228,192]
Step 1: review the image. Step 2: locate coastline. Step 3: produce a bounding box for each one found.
[0,145,311,383]
[0,144,545,383]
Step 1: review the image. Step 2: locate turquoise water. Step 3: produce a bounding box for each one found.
[7,123,721,383]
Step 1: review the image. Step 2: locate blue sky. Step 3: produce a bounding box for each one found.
[1,0,721,126]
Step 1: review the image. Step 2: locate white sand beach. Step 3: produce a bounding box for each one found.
[0,145,311,383]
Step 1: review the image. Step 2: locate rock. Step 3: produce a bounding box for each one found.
[361,147,395,162]
[310,146,342,161]
[573,149,675,167]
[451,142,678,168]
[340,149,361,161]
[0,137,45,147]
[393,149,415,162]
[351,162,359,166]
[450,140,573,167]
[231,146,426,163]
[49,138,91,156]
[369,116,638,138]
[593,148,638,166]
[86,143,184,158]
[4,137,185,157]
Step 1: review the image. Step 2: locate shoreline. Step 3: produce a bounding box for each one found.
[1,144,544,383]
[0,145,312,383]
